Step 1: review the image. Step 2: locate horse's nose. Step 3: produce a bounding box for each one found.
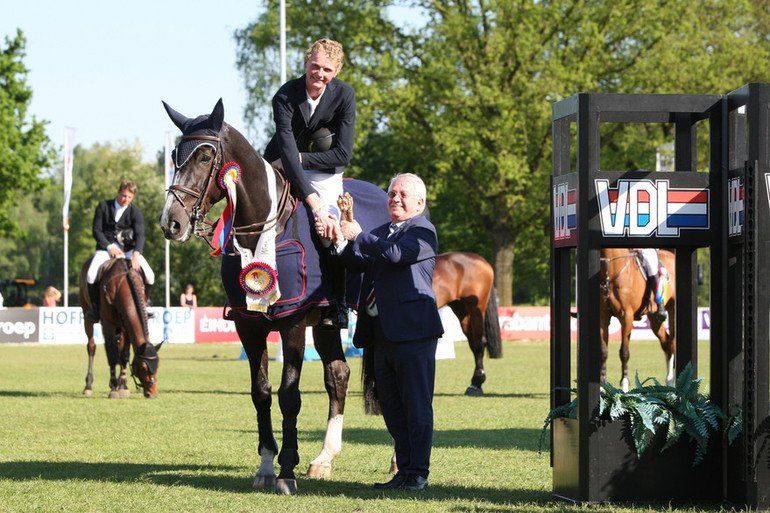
[159,215,181,240]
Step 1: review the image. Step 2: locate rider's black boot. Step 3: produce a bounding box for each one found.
[646,275,667,321]
[86,283,100,321]
[144,282,155,319]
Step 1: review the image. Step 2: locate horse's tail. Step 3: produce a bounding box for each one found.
[485,287,503,359]
[361,346,381,415]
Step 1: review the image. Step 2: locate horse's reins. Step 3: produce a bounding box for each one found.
[599,253,637,298]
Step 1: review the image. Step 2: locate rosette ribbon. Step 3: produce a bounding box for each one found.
[210,162,241,256]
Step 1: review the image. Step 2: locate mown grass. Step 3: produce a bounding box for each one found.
[0,338,729,513]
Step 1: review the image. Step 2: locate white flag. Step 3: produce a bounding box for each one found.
[164,132,175,189]
[62,128,75,230]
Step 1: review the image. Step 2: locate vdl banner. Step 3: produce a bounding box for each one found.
[553,171,713,246]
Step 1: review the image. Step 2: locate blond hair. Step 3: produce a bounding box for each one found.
[304,39,344,71]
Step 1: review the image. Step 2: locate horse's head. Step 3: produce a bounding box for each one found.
[160,99,227,243]
[131,341,162,398]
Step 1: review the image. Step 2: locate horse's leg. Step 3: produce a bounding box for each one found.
[599,304,610,385]
[452,302,486,396]
[307,326,350,479]
[83,318,97,397]
[650,302,676,386]
[103,326,122,399]
[619,311,634,392]
[273,319,308,495]
[236,319,279,491]
[117,334,131,398]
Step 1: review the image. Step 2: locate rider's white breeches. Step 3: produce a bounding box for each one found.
[87,250,155,284]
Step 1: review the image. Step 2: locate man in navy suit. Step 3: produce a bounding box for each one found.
[335,173,444,491]
[264,38,355,328]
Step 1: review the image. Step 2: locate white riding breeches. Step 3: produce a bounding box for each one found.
[640,248,659,277]
[305,169,343,219]
[87,250,155,284]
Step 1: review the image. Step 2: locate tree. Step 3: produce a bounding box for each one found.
[0,29,55,236]
[235,0,770,305]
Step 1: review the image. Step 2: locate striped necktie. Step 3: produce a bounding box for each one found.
[365,287,378,316]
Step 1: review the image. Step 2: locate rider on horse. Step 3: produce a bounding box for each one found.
[85,180,155,321]
[636,248,667,321]
[263,38,355,329]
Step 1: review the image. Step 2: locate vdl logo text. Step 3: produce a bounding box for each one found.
[552,182,576,241]
[595,179,709,237]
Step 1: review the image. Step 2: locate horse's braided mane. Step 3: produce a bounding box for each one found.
[124,261,150,341]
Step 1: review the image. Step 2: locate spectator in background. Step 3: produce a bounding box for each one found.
[43,286,62,307]
[180,284,198,308]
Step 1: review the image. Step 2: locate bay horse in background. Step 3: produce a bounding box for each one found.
[79,257,161,399]
[600,248,676,392]
[360,251,502,418]
[433,251,502,395]
[159,99,388,495]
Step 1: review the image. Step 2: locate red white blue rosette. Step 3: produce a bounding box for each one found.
[217,162,241,189]
[239,262,277,296]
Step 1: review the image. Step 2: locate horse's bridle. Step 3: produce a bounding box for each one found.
[166,132,294,250]
[131,354,158,390]
[166,134,224,230]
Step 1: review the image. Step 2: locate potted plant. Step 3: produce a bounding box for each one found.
[542,362,742,502]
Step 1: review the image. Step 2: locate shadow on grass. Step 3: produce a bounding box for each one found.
[0,460,247,493]
[0,459,553,505]
[0,460,724,510]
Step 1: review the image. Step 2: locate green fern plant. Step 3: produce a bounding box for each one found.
[541,362,741,465]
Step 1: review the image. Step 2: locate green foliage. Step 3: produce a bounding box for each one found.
[541,363,738,465]
[0,30,55,237]
[235,0,770,306]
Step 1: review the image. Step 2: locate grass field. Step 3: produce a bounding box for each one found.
[0,338,729,513]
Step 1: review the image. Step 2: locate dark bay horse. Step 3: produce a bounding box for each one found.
[600,248,676,392]
[433,251,502,395]
[159,99,387,495]
[80,257,161,399]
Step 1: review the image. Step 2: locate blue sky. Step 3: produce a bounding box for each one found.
[2,0,260,163]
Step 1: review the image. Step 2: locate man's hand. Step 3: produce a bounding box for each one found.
[270,158,284,171]
[315,212,342,242]
[107,245,124,258]
[131,252,142,271]
[341,220,362,241]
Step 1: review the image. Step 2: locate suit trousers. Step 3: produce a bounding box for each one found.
[372,316,438,479]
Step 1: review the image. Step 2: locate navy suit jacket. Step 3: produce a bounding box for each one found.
[92,198,146,253]
[264,75,356,199]
[340,214,444,344]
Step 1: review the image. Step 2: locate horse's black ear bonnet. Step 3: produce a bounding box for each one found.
[162,98,224,168]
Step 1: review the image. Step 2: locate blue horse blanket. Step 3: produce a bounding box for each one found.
[221,178,389,319]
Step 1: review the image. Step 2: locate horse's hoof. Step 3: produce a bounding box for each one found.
[307,462,332,479]
[465,385,484,396]
[253,473,276,489]
[274,478,297,495]
[119,388,131,398]
[83,389,93,397]
[108,390,121,399]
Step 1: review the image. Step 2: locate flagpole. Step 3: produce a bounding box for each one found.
[280,0,286,84]
[164,132,175,308]
[62,128,75,307]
